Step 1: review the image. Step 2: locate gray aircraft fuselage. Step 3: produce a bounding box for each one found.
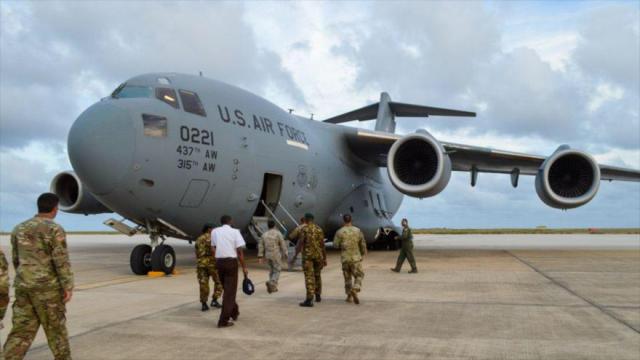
[69,73,401,241]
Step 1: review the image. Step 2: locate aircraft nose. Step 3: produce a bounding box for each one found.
[68,102,135,195]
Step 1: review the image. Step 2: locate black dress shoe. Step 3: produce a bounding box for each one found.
[315,294,321,302]
[232,312,239,321]
[210,299,222,308]
[217,322,234,328]
[201,302,209,312]
[299,299,314,307]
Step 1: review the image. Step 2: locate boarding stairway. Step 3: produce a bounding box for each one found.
[248,201,302,270]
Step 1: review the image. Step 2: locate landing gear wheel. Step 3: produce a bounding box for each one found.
[130,244,152,275]
[151,244,176,274]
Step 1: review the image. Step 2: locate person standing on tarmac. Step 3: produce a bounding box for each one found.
[195,224,223,311]
[333,214,367,304]
[211,215,249,328]
[258,220,288,293]
[391,218,418,274]
[4,193,74,360]
[297,213,326,307]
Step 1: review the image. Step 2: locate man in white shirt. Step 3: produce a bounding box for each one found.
[211,215,249,328]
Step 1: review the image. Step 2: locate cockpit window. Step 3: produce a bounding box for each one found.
[112,84,152,99]
[178,89,206,117]
[155,88,179,109]
[142,114,167,137]
[157,77,171,85]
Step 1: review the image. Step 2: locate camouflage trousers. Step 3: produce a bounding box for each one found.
[303,259,323,300]
[197,265,223,303]
[4,289,71,360]
[267,259,282,287]
[342,261,364,295]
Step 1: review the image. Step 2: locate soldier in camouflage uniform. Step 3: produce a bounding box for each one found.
[5,193,74,360]
[391,218,418,273]
[1,248,9,353]
[297,213,326,307]
[195,224,223,311]
[258,220,288,293]
[333,214,367,304]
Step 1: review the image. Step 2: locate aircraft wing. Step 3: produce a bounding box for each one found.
[346,129,640,182]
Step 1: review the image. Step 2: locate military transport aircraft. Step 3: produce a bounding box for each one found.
[50,73,640,275]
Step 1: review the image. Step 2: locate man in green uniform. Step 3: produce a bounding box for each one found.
[333,214,367,304]
[195,224,222,311]
[5,193,74,360]
[391,218,418,273]
[258,220,288,293]
[1,248,9,353]
[297,213,326,307]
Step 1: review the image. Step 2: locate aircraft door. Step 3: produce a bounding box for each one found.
[254,173,283,217]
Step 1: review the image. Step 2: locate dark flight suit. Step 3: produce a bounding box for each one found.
[393,227,417,272]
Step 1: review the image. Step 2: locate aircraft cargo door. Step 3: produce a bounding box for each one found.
[254,173,283,216]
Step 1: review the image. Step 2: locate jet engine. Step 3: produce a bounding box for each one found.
[50,171,112,214]
[387,130,451,198]
[535,146,600,209]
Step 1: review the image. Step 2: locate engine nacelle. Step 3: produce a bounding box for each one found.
[387,130,452,198]
[535,146,600,209]
[50,171,112,214]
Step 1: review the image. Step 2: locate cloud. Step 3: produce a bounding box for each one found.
[0,1,638,231]
[574,5,640,90]
[0,1,306,147]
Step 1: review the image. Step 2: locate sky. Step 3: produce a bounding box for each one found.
[0,1,639,231]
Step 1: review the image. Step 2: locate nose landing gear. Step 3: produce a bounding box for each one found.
[129,233,176,275]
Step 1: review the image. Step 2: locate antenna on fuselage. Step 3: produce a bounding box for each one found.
[199,71,203,77]
[310,113,314,120]
[288,109,294,114]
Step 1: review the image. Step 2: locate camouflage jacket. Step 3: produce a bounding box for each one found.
[299,223,325,261]
[195,233,215,267]
[334,225,366,263]
[400,227,413,243]
[11,216,74,292]
[0,248,9,323]
[288,224,306,242]
[258,229,288,261]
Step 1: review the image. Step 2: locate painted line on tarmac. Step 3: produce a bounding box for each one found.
[507,250,640,334]
[75,268,195,291]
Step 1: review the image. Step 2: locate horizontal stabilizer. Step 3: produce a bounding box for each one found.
[324,100,475,124]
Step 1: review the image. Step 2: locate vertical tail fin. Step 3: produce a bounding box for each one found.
[374,92,396,133]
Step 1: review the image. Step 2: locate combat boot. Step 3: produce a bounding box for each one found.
[350,289,360,305]
[315,294,322,302]
[210,298,222,308]
[390,268,400,273]
[266,281,274,294]
[299,298,314,307]
[408,269,418,274]
[345,294,353,303]
[201,302,210,311]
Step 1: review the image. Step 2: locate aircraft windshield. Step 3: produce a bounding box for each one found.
[111,84,153,99]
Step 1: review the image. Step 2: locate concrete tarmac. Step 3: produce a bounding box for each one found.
[0,234,638,360]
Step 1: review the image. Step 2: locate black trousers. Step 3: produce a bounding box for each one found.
[216,258,239,325]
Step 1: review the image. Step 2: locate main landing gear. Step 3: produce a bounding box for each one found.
[130,233,176,275]
[370,228,400,251]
